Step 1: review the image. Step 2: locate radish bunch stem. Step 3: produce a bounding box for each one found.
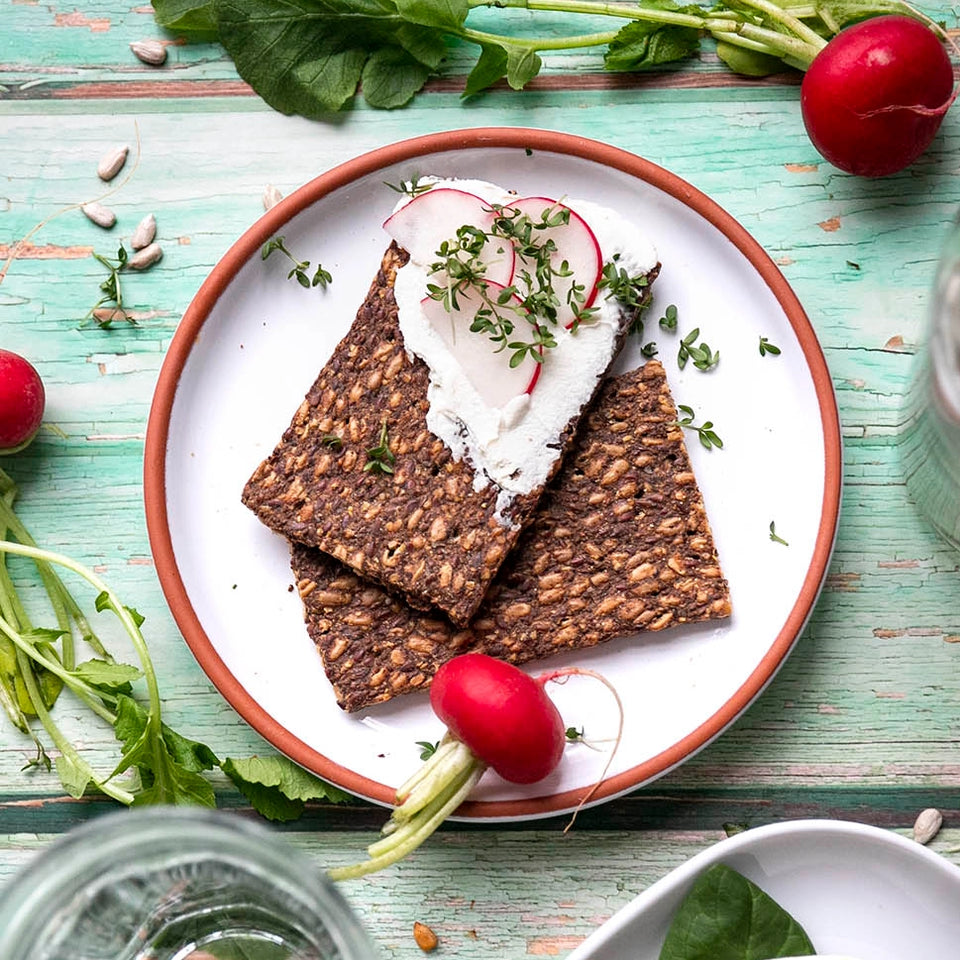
[327,740,487,881]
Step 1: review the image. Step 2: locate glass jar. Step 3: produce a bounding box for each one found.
[0,807,377,960]
[902,216,960,551]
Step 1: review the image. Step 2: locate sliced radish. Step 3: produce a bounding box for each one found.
[384,188,515,286]
[420,282,541,408]
[507,197,602,328]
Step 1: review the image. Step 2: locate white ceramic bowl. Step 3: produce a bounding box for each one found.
[569,819,960,960]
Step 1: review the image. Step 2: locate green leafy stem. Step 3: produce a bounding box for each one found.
[150,0,927,114]
[0,466,349,819]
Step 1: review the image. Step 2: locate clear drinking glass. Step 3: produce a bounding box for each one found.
[902,215,960,551]
[0,807,377,960]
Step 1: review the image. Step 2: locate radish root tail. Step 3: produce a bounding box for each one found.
[538,666,624,833]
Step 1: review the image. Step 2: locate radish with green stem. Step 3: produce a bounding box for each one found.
[0,350,45,456]
[158,0,956,174]
[800,14,955,177]
[329,653,622,880]
[0,466,350,816]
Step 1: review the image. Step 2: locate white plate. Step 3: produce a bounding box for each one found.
[568,820,960,960]
[144,129,840,819]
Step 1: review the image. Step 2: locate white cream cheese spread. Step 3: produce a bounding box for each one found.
[388,177,658,520]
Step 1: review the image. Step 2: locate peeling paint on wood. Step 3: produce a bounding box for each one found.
[53,10,111,31]
[0,241,93,259]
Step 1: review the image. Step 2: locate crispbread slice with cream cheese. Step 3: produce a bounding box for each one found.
[291,361,731,712]
[243,240,658,625]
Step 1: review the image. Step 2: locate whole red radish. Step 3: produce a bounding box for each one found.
[0,349,45,455]
[329,653,620,881]
[430,652,565,784]
[800,15,954,177]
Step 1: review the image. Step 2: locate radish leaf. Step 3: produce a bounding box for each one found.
[55,754,92,799]
[151,0,218,34]
[715,41,784,77]
[215,0,448,114]
[72,658,143,693]
[396,0,467,30]
[605,20,700,71]
[659,863,815,959]
[506,47,542,89]
[361,47,435,109]
[463,44,509,96]
[223,755,351,821]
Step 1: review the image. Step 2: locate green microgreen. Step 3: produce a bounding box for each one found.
[321,434,343,450]
[384,175,433,197]
[759,336,781,357]
[769,521,789,546]
[597,256,651,310]
[426,201,592,369]
[597,256,652,335]
[262,235,332,290]
[678,327,720,372]
[658,304,679,332]
[672,404,723,450]
[89,244,133,327]
[364,421,396,475]
[641,341,658,358]
[565,726,584,742]
[425,211,650,372]
[0,466,349,819]
[417,740,440,760]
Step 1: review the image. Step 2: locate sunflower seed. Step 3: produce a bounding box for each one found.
[131,213,157,251]
[128,242,163,270]
[263,184,283,210]
[81,202,116,229]
[130,39,167,66]
[913,807,943,845]
[97,144,129,182]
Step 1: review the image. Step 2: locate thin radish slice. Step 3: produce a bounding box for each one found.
[508,197,602,328]
[384,188,515,286]
[420,282,541,408]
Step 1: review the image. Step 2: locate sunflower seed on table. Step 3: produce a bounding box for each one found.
[131,213,157,251]
[913,807,943,845]
[128,242,163,270]
[130,39,167,66]
[263,184,283,210]
[97,145,129,182]
[81,202,116,229]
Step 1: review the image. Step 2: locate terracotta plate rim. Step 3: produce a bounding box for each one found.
[143,127,841,820]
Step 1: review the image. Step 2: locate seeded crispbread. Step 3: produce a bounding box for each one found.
[242,243,657,626]
[290,361,731,712]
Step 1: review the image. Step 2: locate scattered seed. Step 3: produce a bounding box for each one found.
[263,184,283,210]
[131,213,157,251]
[128,242,163,270]
[97,144,129,182]
[413,921,438,953]
[130,39,167,66]
[913,807,943,845]
[81,202,116,229]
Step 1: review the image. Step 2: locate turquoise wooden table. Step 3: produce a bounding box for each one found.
[3,2,960,955]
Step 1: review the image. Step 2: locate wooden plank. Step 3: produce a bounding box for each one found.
[1,99,959,799]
